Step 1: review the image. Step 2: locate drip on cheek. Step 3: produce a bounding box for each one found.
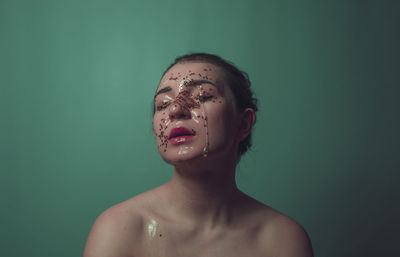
[199,85,209,158]
[191,109,201,123]
[154,79,215,158]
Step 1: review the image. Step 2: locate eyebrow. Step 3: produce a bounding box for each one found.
[154,79,219,98]
[154,86,172,98]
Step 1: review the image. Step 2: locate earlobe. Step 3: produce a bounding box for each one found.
[237,108,256,141]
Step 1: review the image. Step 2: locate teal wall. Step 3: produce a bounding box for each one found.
[1,1,399,256]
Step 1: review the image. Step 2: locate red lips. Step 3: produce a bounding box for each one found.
[169,127,195,139]
[168,127,195,145]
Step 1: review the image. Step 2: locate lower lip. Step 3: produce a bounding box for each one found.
[169,135,195,145]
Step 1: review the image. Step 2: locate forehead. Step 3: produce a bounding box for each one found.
[158,62,224,89]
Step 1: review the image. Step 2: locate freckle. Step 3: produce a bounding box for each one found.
[159,234,162,237]
[164,149,166,152]
[219,101,222,103]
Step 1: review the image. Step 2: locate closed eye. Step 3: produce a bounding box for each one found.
[156,101,170,111]
[156,94,214,111]
[197,95,213,102]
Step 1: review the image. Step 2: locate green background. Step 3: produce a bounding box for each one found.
[1,1,399,256]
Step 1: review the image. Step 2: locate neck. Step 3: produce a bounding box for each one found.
[162,156,242,231]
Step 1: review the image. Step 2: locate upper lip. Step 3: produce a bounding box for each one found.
[169,126,195,139]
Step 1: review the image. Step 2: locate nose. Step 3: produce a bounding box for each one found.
[168,98,192,120]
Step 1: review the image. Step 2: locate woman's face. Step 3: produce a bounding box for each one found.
[153,62,241,164]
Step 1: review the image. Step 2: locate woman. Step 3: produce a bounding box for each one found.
[83,53,313,257]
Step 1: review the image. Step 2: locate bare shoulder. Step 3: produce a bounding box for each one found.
[256,205,314,257]
[83,191,155,257]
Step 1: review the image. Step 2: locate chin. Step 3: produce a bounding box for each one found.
[159,147,206,166]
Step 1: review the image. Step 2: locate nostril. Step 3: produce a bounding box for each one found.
[167,96,194,120]
[169,107,191,120]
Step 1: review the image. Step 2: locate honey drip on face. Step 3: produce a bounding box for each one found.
[199,85,209,158]
[156,75,213,158]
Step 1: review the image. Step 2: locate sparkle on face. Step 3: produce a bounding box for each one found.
[153,67,222,156]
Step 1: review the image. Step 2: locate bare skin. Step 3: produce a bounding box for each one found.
[83,62,313,257]
[83,183,313,257]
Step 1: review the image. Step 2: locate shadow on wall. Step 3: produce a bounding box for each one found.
[321,161,399,257]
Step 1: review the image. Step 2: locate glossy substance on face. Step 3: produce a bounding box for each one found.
[153,62,239,163]
[157,78,207,156]
[199,85,209,158]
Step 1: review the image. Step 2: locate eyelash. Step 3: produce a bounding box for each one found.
[156,102,170,111]
[155,95,214,111]
[196,95,213,102]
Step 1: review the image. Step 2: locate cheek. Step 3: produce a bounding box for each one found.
[152,119,157,134]
[153,115,170,152]
[152,119,158,139]
[207,104,233,131]
[152,115,159,130]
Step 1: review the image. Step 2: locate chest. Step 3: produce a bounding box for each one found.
[137,225,267,257]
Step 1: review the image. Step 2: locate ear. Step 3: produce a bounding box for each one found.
[236,108,256,142]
